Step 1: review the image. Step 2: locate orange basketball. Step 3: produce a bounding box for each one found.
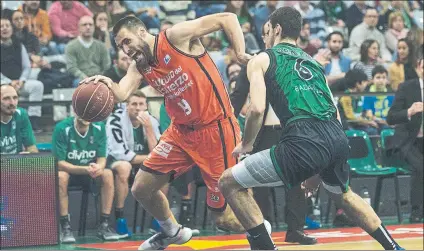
[72,81,115,122]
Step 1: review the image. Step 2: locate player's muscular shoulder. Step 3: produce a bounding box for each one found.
[165,26,205,56]
[248,52,270,73]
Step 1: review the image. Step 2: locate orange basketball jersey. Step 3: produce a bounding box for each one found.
[139,31,233,126]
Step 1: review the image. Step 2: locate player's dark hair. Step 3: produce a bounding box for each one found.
[302,19,309,27]
[344,69,368,89]
[269,7,302,40]
[112,16,146,37]
[360,39,379,63]
[326,31,344,42]
[371,65,388,78]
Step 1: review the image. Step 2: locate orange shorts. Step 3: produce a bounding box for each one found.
[142,116,241,212]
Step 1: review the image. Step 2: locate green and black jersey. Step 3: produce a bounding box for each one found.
[264,43,337,126]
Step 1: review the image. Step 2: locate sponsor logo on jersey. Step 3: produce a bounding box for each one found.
[210,193,220,202]
[67,150,96,162]
[134,143,144,153]
[0,136,16,148]
[142,67,152,74]
[153,141,173,158]
[164,54,171,65]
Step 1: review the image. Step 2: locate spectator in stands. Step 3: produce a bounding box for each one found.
[346,0,369,35]
[406,27,423,49]
[11,10,39,56]
[48,0,93,54]
[348,7,392,62]
[318,0,347,29]
[297,19,318,57]
[352,39,384,80]
[103,49,130,84]
[18,1,57,55]
[362,65,394,131]
[1,1,14,20]
[109,0,134,29]
[93,11,113,56]
[386,52,423,223]
[0,84,38,154]
[325,31,351,85]
[220,0,259,53]
[123,0,160,32]
[0,16,44,131]
[65,15,111,86]
[87,0,109,16]
[53,114,119,243]
[388,38,418,91]
[11,10,51,70]
[338,69,380,135]
[226,61,242,91]
[106,90,160,237]
[158,1,196,25]
[378,0,414,32]
[385,12,409,54]
[253,0,278,49]
[293,0,327,47]
[194,0,226,18]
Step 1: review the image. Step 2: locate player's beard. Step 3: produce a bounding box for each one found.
[135,41,154,69]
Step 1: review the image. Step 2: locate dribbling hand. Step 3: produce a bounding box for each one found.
[79,75,114,89]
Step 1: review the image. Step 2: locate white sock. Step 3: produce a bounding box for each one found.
[157,217,180,236]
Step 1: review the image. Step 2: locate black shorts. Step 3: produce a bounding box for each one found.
[271,118,350,192]
[69,174,95,190]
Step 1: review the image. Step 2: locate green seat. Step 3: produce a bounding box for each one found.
[345,130,398,175]
[380,129,410,174]
[345,130,402,223]
[325,130,402,224]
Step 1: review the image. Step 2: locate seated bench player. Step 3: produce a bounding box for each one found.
[52,115,120,243]
[0,85,38,154]
[106,90,161,237]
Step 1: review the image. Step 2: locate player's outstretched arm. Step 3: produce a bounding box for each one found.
[238,53,269,152]
[166,13,251,64]
[80,61,143,103]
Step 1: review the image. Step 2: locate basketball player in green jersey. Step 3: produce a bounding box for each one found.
[0,85,38,154]
[218,7,404,250]
[52,116,120,243]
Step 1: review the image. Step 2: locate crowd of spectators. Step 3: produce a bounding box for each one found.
[1,0,423,242]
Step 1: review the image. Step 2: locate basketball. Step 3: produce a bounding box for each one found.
[72,81,115,122]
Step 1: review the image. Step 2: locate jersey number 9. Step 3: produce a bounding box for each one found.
[177,99,192,115]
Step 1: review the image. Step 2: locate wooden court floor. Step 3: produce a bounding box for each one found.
[74,223,423,250]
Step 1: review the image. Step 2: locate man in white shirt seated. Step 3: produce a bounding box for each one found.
[106,90,161,237]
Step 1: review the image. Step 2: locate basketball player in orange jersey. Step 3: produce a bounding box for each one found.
[80,13,257,249]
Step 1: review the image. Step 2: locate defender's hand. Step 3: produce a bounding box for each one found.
[232,142,253,158]
[236,53,253,65]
